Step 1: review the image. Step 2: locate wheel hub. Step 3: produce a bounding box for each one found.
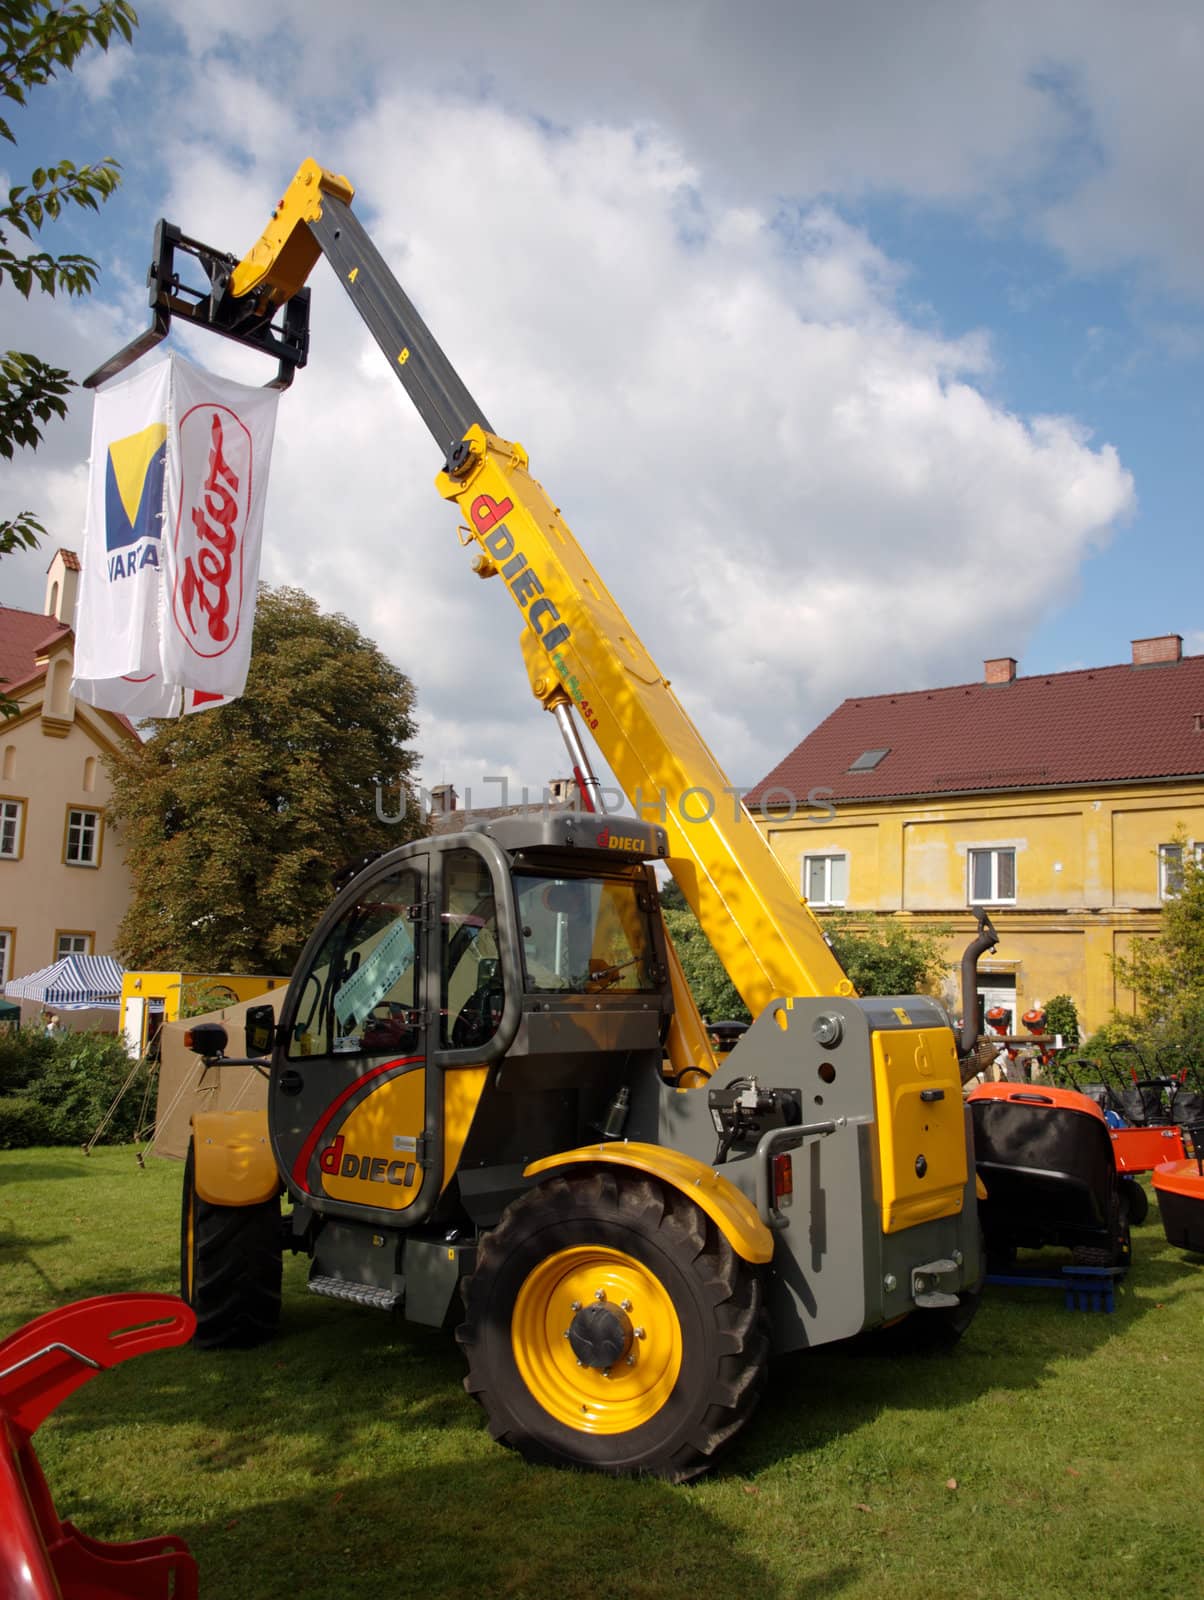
[567,1301,633,1370]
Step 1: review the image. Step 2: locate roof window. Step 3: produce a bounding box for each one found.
[848,747,890,772]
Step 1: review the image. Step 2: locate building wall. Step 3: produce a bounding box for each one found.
[757,781,1204,1033]
[0,656,133,988]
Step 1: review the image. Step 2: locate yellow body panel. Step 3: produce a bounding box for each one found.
[439,431,854,1019]
[192,1110,279,1206]
[525,1140,774,1264]
[870,1027,967,1233]
[442,1065,490,1192]
[229,159,354,305]
[318,1068,425,1211]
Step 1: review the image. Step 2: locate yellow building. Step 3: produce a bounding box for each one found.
[0,551,139,1006]
[746,635,1204,1034]
[120,970,288,1057]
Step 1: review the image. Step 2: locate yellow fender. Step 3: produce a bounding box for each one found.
[191,1110,281,1207]
[524,1141,774,1264]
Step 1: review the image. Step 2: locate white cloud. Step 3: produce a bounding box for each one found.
[81,86,1125,795]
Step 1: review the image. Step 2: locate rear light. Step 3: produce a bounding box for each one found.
[771,1152,793,1208]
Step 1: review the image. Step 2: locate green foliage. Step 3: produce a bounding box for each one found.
[1102,835,1204,1068]
[0,1,137,558]
[1043,993,1081,1049]
[823,912,950,997]
[106,586,425,974]
[659,879,749,1022]
[0,1026,144,1146]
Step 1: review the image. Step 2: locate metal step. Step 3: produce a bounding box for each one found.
[912,1258,961,1308]
[307,1274,401,1311]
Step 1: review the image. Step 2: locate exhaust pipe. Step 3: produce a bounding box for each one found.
[959,908,999,1060]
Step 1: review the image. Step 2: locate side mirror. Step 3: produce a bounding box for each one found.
[185,1021,228,1060]
[246,1003,276,1058]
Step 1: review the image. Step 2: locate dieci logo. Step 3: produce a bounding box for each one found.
[319,1134,418,1189]
[171,405,253,657]
[596,826,643,854]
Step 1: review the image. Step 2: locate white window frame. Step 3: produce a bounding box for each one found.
[967,846,1016,905]
[0,798,24,860]
[64,806,102,868]
[0,929,12,986]
[55,931,92,958]
[802,851,849,908]
[1159,841,1201,901]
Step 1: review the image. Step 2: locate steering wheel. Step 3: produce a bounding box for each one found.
[451,981,505,1049]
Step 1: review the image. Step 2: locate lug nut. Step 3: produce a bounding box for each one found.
[620,1299,633,1311]
[633,1327,645,1339]
[626,1355,636,1367]
[570,1300,581,1311]
[594,1289,606,1302]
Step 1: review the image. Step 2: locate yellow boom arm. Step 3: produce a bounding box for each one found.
[138,160,856,1040]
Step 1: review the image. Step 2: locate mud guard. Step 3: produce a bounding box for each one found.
[192,1109,280,1207]
[524,1140,774,1264]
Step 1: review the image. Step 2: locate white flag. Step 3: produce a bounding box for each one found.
[72,353,279,716]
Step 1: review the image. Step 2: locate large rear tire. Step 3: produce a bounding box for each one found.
[181,1140,282,1349]
[456,1169,768,1481]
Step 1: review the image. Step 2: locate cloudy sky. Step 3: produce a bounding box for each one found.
[2,1,1201,802]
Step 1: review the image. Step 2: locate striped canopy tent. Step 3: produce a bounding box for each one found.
[5,955,125,1011]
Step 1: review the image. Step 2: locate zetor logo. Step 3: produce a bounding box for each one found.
[596,826,644,854]
[319,1135,418,1189]
[171,405,252,658]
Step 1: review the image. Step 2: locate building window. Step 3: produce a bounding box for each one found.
[0,929,13,985]
[1,798,24,860]
[968,847,1016,904]
[1159,842,1201,900]
[64,807,102,867]
[803,852,848,907]
[55,931,93,958]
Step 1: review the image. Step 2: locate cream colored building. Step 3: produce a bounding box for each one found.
[0,550,138,999]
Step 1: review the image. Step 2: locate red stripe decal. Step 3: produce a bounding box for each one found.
[290,1054,422,1190]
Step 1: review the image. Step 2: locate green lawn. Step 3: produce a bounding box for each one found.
[1,1146,1201,1600]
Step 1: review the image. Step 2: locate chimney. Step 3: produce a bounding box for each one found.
[984,657,1017,685]
[45,548,81,625]
[430,783,457,816]
[1131,634,1182,666]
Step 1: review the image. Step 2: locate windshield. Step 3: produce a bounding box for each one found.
[514,871,660,994]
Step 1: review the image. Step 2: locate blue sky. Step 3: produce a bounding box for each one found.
[2,1,1200,792]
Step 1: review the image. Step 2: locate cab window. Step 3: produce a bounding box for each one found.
[514,872,659,994]
[289,868,420,1059]
[440,849,502,1049]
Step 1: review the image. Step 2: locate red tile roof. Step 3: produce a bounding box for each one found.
[53,548,81,572]
[0,607,69,689]
[0,605,137,739]
[746,652,1204,808]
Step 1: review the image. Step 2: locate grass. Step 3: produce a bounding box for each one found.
[1,1146,1202,1600]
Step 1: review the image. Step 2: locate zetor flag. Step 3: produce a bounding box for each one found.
[72,353,280,717]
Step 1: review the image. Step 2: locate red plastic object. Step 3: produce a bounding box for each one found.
[0,1294,198,1599]
[1110,1123,1188,1174]
[967,1081,1108,1124]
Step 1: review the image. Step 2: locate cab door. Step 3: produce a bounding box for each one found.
[271,856,431,1219]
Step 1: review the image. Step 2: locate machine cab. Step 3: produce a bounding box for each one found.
[268,813,672,1231]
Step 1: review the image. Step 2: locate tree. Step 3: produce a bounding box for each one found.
[1109,836,1204,1066]
[822,912,950,997]
[659,880,749,1022]
[105,586,425,973]
[1,1,137,559]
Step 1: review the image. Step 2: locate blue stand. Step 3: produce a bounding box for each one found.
[985,1264,1122,1312]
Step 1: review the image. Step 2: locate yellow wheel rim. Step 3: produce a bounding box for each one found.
[512,1246,682,1434]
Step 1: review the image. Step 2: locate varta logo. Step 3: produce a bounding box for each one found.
[104,422,167,581]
